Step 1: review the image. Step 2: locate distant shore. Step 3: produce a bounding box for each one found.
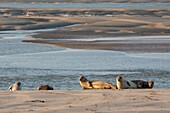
[26,8,170,53]
[0,0,169,3]
[0,3,170,53]
[1,89,170,113]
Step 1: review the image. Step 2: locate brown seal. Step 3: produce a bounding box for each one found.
[8,82,21,91]
[116,75,137,89]
[79,75,117,90]
[131,80,154,89]
[37,85,54,90]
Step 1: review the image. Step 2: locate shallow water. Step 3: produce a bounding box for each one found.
[0,2,170,9]
[0,28,170,90]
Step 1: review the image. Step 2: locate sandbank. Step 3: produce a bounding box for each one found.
[1,7,170,53]
[0,1,170,52]
[0,89,170,113]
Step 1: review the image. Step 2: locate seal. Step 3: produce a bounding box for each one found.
[79,75,117,90]
[116,75,137,89]
[8,82,21,91]
[131,80,154,89]
[37,85,54,90]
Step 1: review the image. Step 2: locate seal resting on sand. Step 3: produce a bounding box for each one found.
[37,85,54,90]
[116,75,137,89]
[8,82,21,91]
[79,75,117,90]
[131,80,154,89]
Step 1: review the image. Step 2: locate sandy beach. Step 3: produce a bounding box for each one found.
[1,89,170,113]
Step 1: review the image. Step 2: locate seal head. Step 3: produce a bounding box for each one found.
[79,75,88,82]
[148,80,154,88]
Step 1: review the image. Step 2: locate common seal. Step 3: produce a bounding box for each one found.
[37,85,54,90]
[131,80,154,89]
[8,82,21,91]
[116,75,137,89]
[79,75,117,90]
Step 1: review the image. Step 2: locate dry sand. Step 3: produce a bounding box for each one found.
[0,89,170,113]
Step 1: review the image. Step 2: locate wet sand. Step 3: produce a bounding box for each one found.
[22,9,170,53]
[1,8,169,52]
[1,89,170,113]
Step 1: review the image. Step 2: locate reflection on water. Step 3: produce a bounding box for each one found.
[0,29,170,90]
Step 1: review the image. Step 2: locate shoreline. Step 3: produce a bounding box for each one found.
[0,0,169,3]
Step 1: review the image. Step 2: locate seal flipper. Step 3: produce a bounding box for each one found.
[127,81,131,86]
[8,85,13,91]
[89,81,94,88]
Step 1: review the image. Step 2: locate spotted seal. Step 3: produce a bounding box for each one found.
[79,75,117,90]
[8,82,21,91]
[116,75,137,89]
[131,80,154,89]
[37,85,54,90]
